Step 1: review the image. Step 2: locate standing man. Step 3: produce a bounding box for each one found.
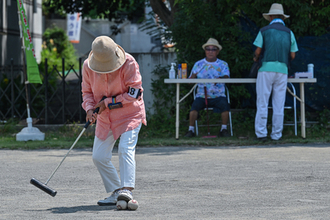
[184,38,230,138]
[82,36,147,205]
[253,3,298,141]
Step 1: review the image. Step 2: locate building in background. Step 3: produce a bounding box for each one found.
[1,1,170,64]
[0,1,176,115]
[0,0,42,66]
[47,6,166,59]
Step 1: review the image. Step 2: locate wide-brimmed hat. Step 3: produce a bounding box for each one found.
[88,36,126,74]
[263,3,290,21]
[202,38,222,51]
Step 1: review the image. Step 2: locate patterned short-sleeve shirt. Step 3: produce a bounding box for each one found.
[189,58,230,98]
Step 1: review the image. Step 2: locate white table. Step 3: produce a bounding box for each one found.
[164,78,317,139]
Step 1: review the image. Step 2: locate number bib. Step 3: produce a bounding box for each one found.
[128,87,141,99]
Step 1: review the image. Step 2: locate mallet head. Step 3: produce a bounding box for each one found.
[30,178,57,197]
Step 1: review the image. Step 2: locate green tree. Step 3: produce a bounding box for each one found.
[171,0,330,69]
[170,1,254,108]
[169,0,330,108]
[240,0,330,37]
[42,0,146,22]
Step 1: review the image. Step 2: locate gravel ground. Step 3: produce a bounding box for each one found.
[1,143,330,220]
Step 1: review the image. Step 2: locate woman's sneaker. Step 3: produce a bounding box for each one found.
[117,189,133,202]
[97,190,119,206]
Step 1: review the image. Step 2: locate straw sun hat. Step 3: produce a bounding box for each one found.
[202,38,222,51]
[88,36,126,74]
[263,3,290,21]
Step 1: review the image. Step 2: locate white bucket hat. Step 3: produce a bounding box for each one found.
[88,36,126,74]
[263,3,290,21]
[202,38,222,51]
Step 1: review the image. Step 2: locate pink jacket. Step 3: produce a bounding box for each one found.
[81,53,147,140]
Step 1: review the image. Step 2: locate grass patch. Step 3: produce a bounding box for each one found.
[1,123,330,150]
[0,122,96,150]
[0,134,95,150]
[1,109,330,150]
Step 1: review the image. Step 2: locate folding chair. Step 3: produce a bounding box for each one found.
[194,85,233,136]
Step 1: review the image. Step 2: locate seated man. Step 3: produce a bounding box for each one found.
[184,38,230,138]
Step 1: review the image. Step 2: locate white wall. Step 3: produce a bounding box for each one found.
[131,52,177,114]
[30,0,43,63]
[112,22,162,54]
[46,18,163,59]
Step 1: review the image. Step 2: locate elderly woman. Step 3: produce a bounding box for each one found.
[82,36,146,205]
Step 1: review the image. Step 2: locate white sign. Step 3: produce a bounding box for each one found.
[67,13,82,43]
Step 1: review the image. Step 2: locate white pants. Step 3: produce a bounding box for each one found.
[92,123,142,193]
[255,71,287,140]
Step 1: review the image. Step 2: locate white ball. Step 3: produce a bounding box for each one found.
[127,199,139,210]
[116,200,127,210]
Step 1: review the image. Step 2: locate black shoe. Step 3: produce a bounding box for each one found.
[256,137,268,142]
[218,129,230,137]
[272,138,281,141]
[184,130,196,137]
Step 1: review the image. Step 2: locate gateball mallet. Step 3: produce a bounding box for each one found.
[30,96,106,197]
[202,86,216,138]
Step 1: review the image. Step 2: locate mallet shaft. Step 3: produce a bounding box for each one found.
[45,127,87,185]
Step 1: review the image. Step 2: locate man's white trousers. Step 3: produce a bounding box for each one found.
[255,71,287,140]
[92,123,142,193]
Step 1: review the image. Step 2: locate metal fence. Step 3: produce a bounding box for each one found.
[0,58,85,124]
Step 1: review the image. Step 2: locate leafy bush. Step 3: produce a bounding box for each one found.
[140,65,178,138]
[38,25,80,106]
[309,109,330,137]
[0,118,19,133]
[39,26,79,75]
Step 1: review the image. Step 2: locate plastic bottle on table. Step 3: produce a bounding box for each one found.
[182,63,187,79]
[308,63,314,78]
[177,64,182,79]
[169,63,176,79]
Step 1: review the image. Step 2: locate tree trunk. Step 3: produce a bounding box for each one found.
[149,0,177,27]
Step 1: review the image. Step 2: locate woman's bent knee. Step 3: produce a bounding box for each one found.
[92,153,109,166]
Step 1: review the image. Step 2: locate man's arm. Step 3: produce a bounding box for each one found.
[253,47,262,62]
[290,52,296,60]
[190,73,197,79]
